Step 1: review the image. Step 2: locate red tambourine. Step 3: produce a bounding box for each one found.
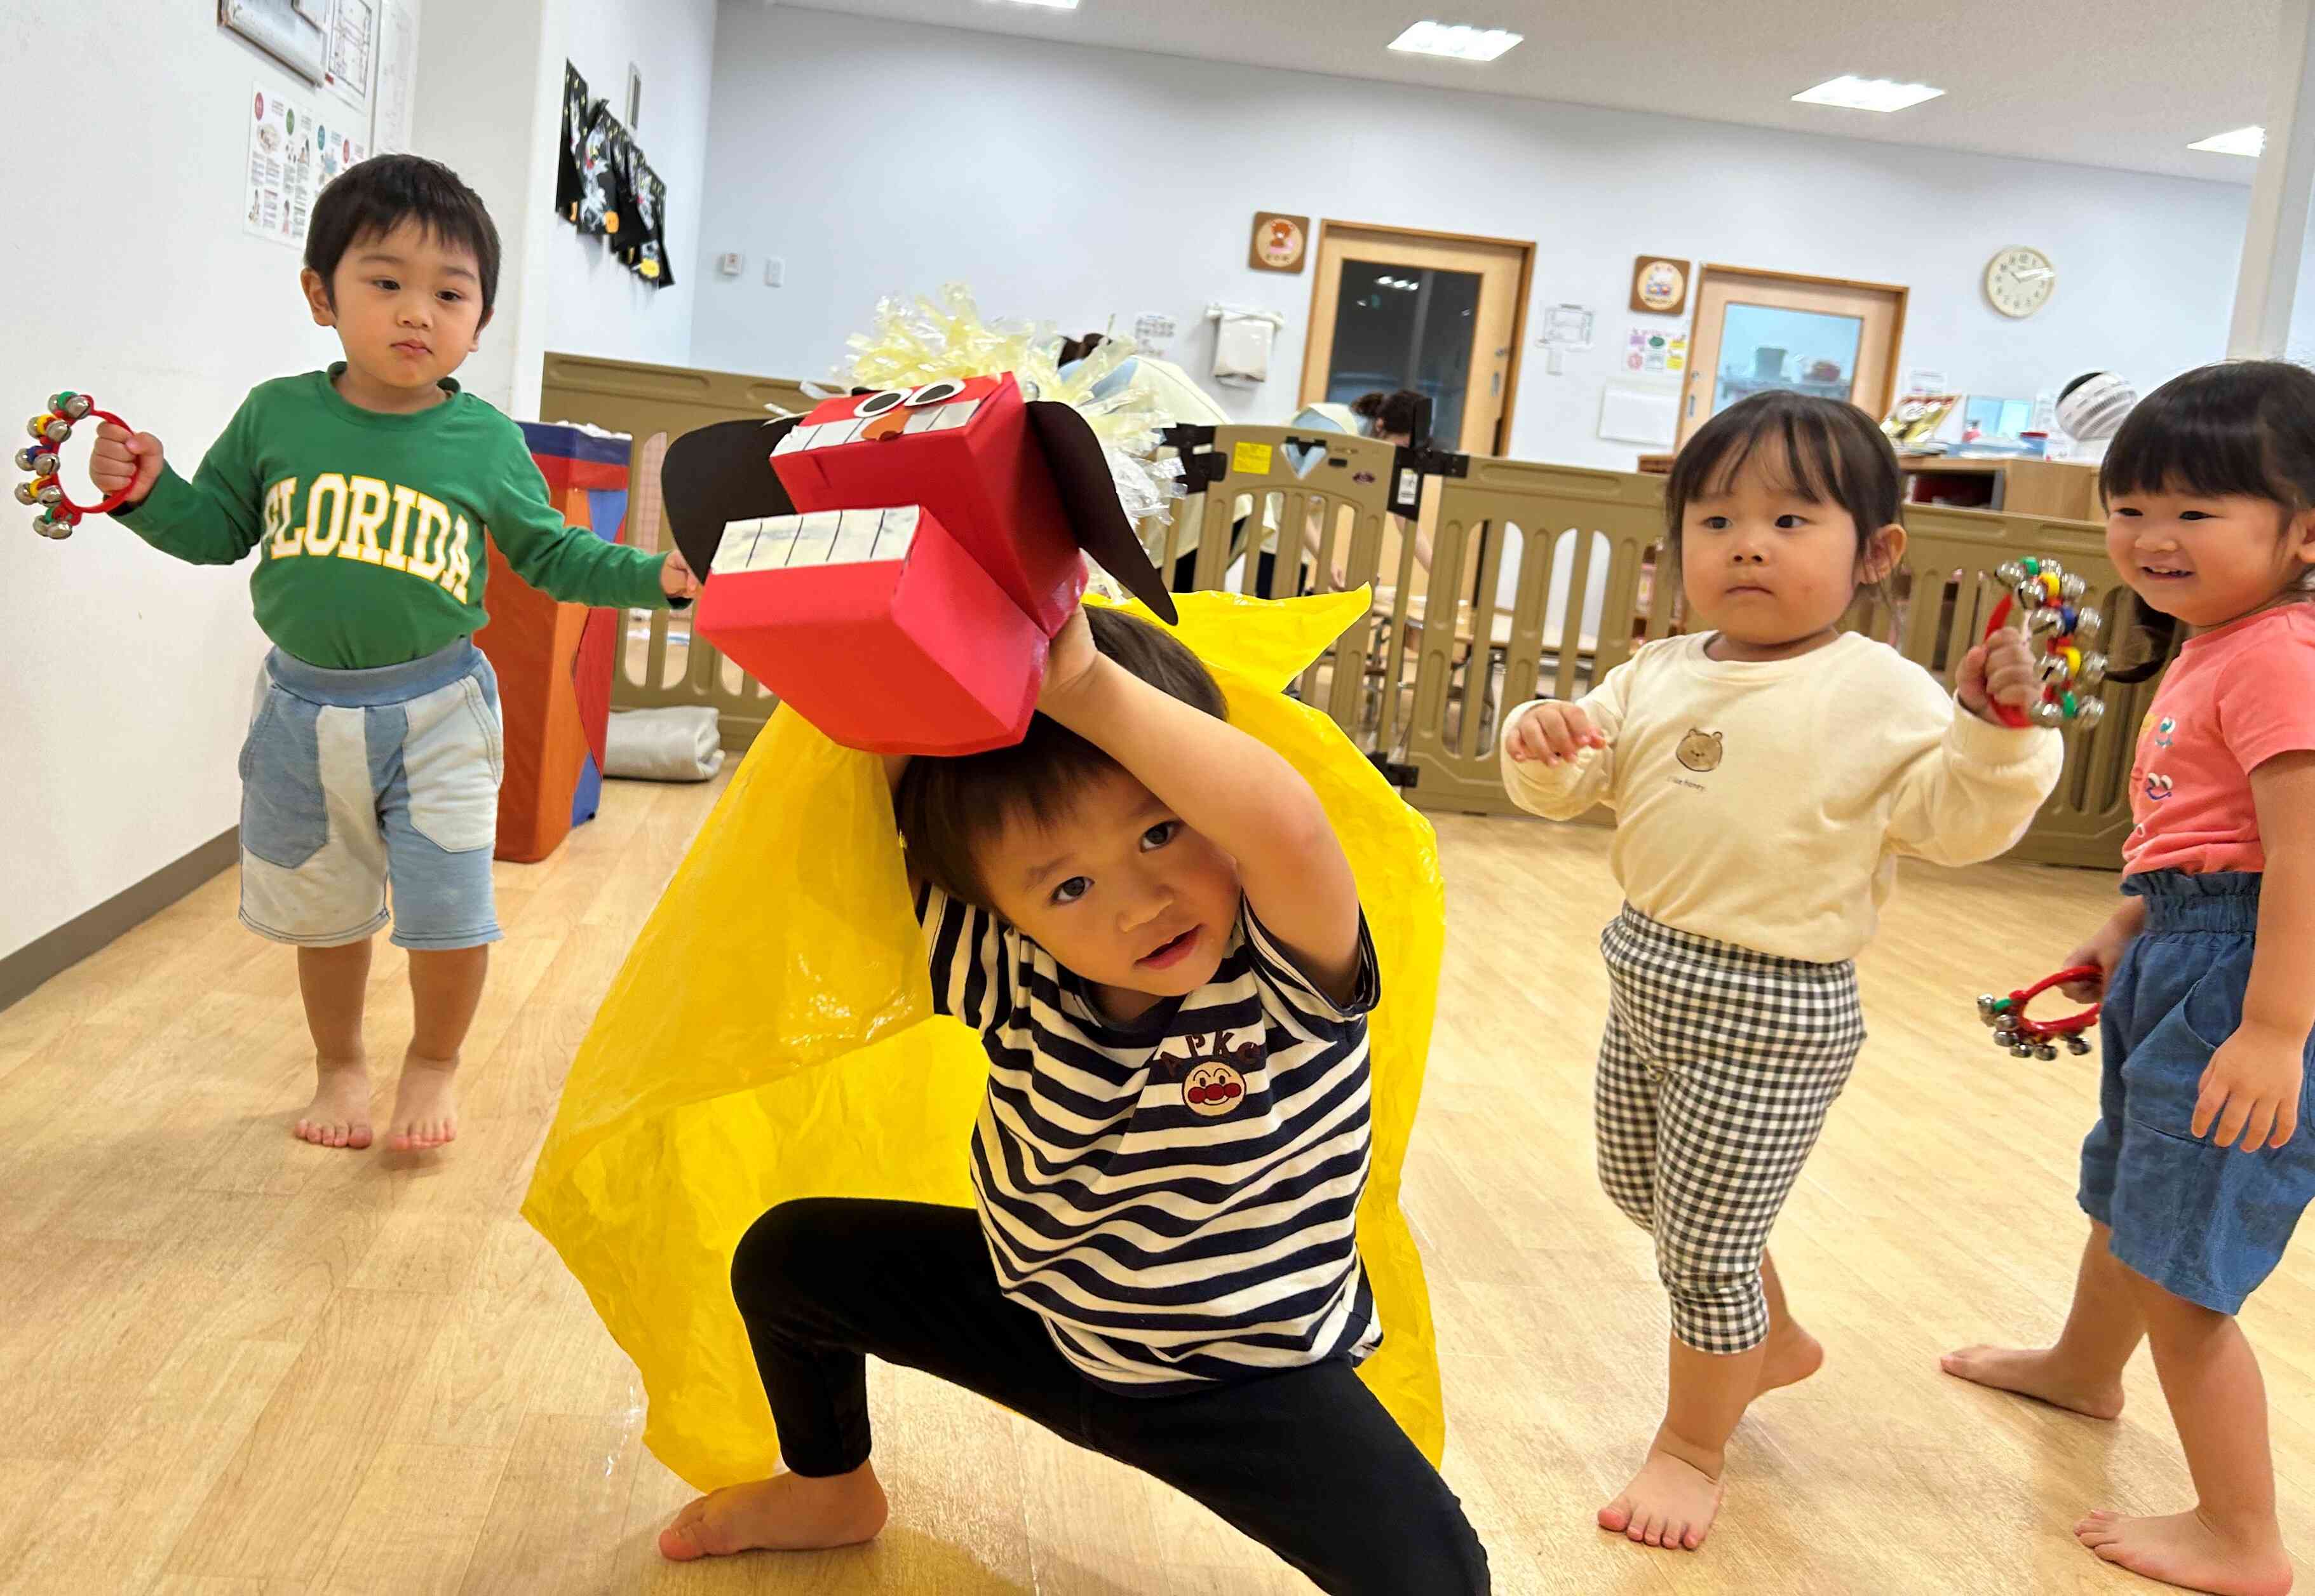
[1982,555,2109,729]
[15,391,135,540]
[1976,966,2102,1060]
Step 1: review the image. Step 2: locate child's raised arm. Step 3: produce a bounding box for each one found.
[485,423,695,607]
[1034,609,1363,1002]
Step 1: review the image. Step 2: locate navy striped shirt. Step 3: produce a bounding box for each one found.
[917,883,1384,1391]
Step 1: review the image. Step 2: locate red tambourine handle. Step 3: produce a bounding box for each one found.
[1981,593,2032,729]
[2010,964,2103,1038]
[54,409,138,518]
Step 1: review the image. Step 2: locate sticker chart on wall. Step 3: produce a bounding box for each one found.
[245,84,368,248]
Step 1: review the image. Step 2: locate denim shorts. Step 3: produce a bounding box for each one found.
[238,639,505,951]
[2079,870,2315,1313]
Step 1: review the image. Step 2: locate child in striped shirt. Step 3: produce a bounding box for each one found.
[657,605,1489,1595]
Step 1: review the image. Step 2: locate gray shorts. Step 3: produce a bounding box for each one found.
[238,640,504,951]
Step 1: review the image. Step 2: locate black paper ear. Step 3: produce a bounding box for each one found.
[1024,401,1179,625]
[659,416,802,579]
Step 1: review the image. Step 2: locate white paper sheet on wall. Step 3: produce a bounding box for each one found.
[325,0,377,116]
[370,0,419,153]
[1598,384,1680,447]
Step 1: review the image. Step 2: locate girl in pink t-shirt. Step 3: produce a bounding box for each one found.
[1947,360,2315,1596]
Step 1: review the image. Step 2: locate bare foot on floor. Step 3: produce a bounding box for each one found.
[1940,1344,2125,1420]
[659,1468,890,1560]
[386,1055,459,1151]
[1599,1448,1725,1551]
[294,1061,373,1149]
[1757,1322,1824,1398]
[2076,1508,2293,1596]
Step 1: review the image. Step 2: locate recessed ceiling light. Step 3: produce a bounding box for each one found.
[1792,75,1945,114]
[1389,21,1523,62]
[2189,125,2264,156]
[998,0,1079,9]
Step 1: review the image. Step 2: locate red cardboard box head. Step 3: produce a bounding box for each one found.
[661,372,1175,757]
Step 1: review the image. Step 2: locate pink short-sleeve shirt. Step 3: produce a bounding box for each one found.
[2125,604,2315,876]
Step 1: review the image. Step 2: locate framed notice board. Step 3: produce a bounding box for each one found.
[220,0,330,82]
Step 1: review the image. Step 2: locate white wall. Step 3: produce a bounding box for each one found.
[547,0,719,366]
[694,6,2248,469]
[413,0,562,418]
[0,2,425,963]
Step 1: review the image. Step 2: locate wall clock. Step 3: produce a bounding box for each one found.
[1986,246,2055,318]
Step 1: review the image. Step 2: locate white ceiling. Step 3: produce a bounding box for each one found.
[770,0,2277,183]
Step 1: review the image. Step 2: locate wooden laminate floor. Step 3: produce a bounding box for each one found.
[2,771,2307,1594]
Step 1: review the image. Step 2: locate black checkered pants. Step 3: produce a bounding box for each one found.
[1595,907,1866,1354]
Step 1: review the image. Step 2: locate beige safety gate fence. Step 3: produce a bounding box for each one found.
[1166,428,2152,869]
[528,365,2152,869]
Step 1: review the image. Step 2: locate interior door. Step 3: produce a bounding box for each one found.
[1302,224,1530,455]
[1679,267,1907,447]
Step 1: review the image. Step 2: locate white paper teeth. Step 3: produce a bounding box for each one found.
[789,510,840,566]
[710,507,921,574]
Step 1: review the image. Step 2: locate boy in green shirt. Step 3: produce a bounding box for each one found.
[92,154,698,1155]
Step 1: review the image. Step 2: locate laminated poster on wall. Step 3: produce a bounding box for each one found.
[1625,327,1687,375]
[245,83,368,248]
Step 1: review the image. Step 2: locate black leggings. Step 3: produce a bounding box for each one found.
[732,1198,1490,1596]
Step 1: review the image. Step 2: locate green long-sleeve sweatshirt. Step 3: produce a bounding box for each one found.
[114,367,673,668]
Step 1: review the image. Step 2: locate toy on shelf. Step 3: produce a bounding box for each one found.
[1976,966,2102,1060]
[15,391,134,539]
[1984,556,2107,729]
[660,370,1178,757]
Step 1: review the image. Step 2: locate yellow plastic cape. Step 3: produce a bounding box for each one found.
[520,590,1448,1488]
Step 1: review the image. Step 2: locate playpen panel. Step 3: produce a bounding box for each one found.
[1170,433,2149,868]
[513,374,2156,866]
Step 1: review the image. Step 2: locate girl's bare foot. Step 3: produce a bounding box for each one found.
[294,1060,373,1149]
[659,1467,889,1560]
[2075,1508,2293,1596]
[1941,1344,2126,1420]
[1598,1447,1724,1551]
[1756,1322,1823,1398]
[386,1053,459,1151]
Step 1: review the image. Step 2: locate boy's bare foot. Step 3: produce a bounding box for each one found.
[386,1054,460,1151]
[659,1467,889,1560]
[2075,1508,2293,1596]
[1598,1447,1724,1551]
[1941,1344,2126,1420]
[294,1060,373,1149]
[1756,1322,1824,1398]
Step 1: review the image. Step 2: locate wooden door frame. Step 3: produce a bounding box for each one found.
[1297,219,1535,454]
[1687,263,1911,426]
